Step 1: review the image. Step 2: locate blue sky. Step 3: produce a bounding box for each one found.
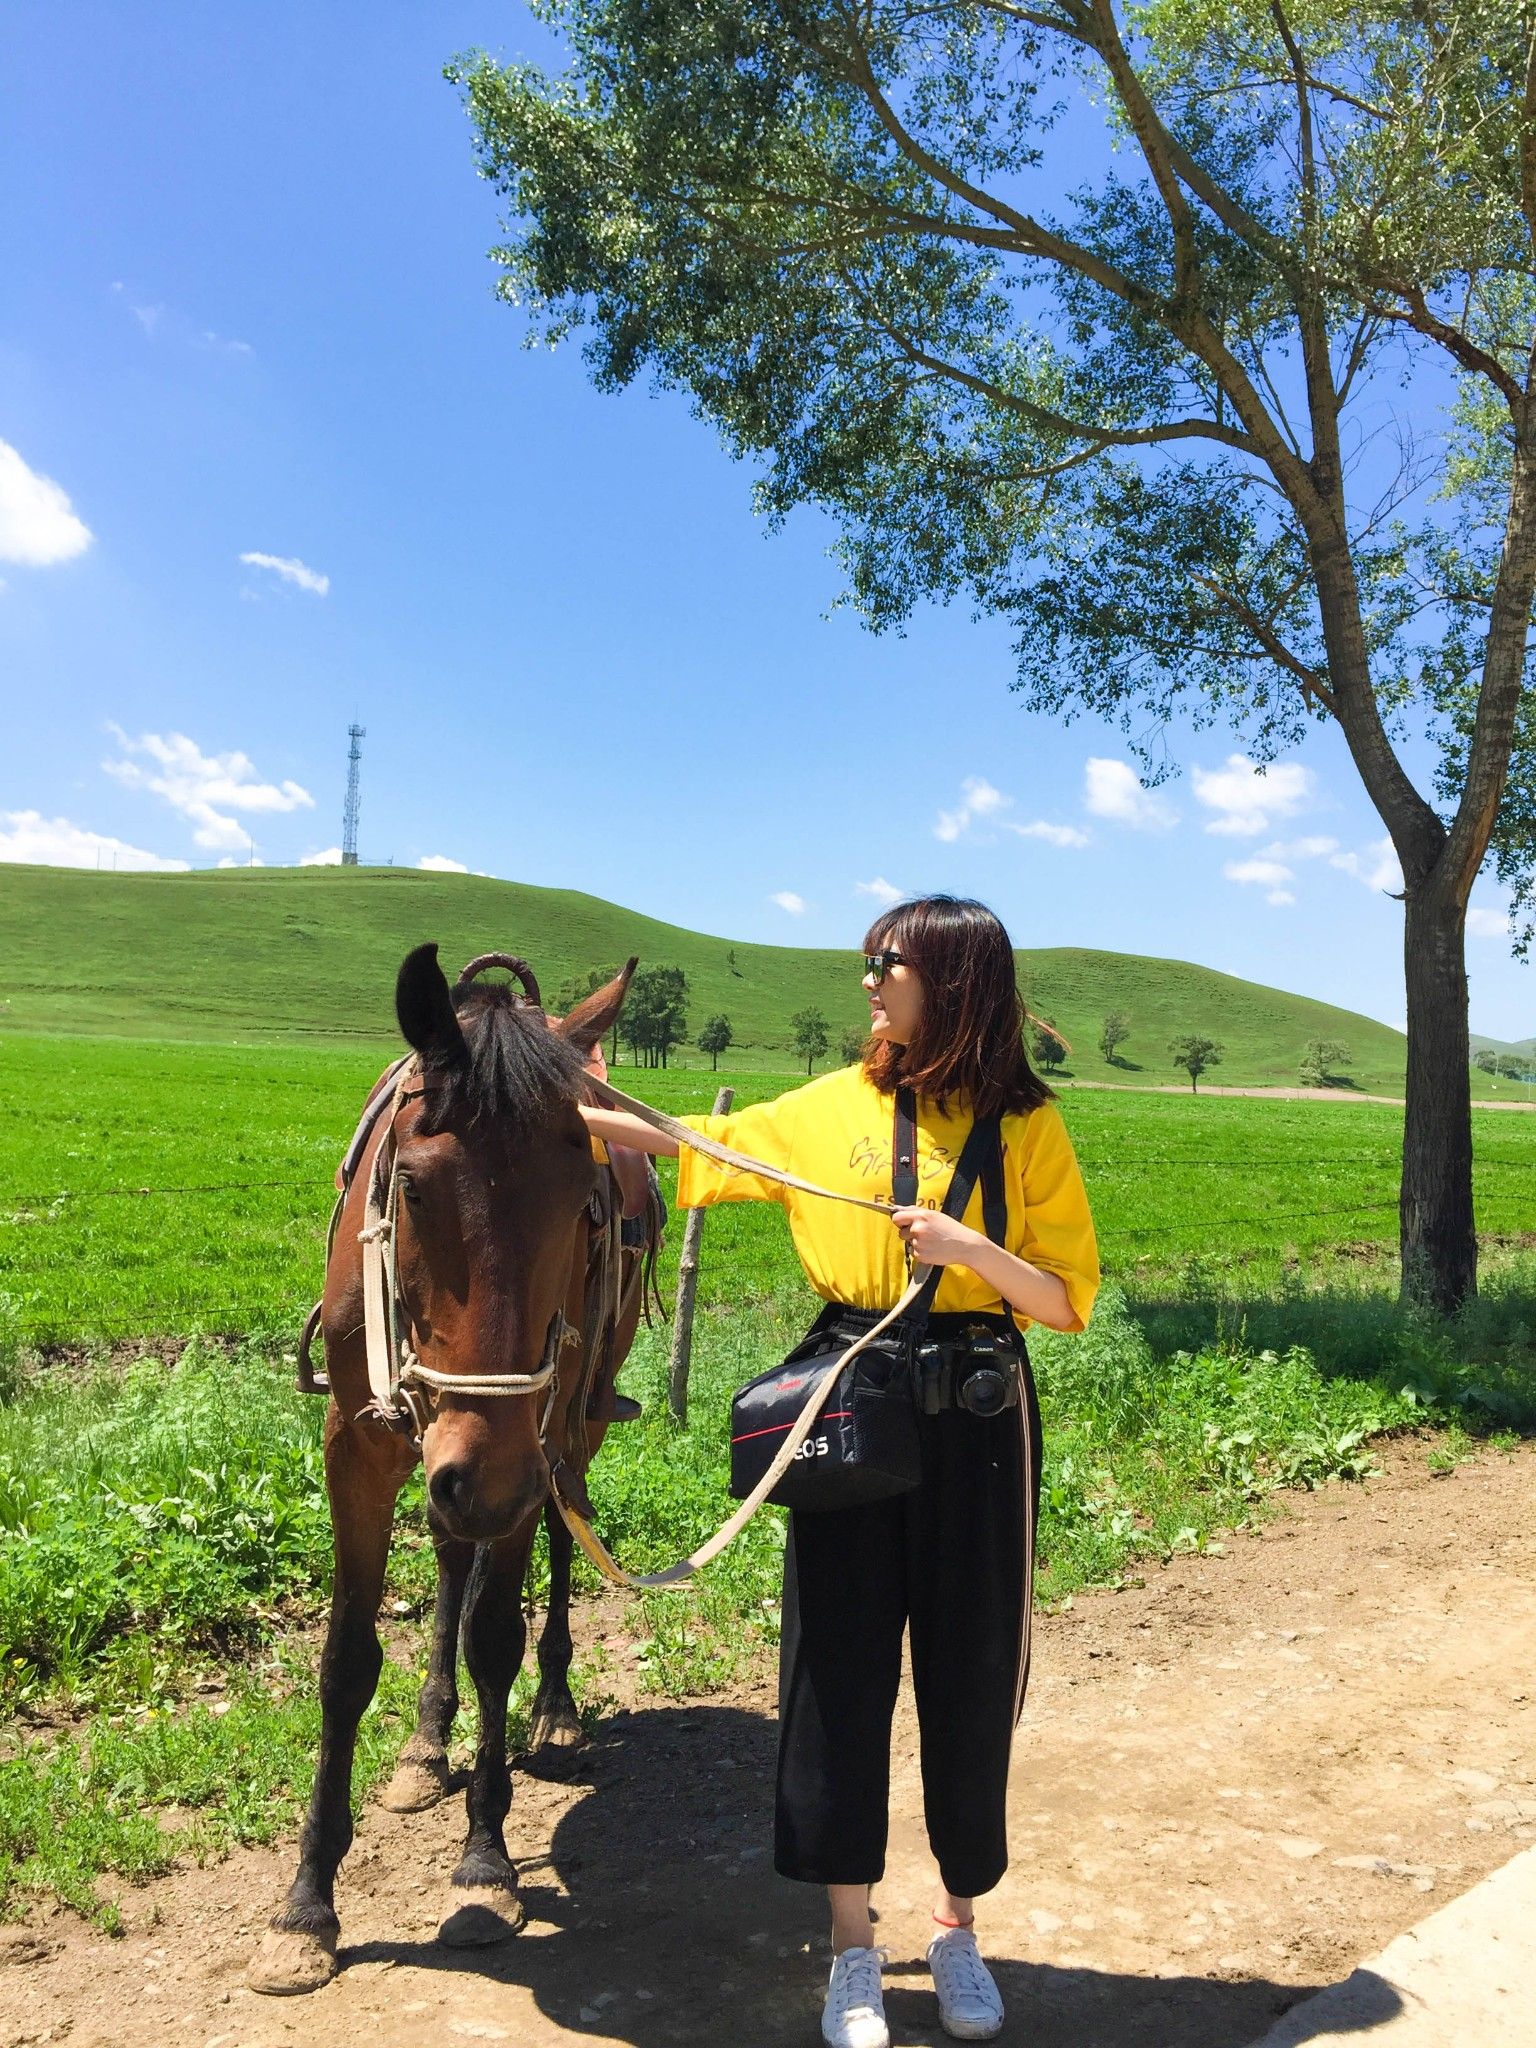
[1,2,1530,1040]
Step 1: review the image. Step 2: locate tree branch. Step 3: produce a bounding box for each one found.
[1190,572,1340,715]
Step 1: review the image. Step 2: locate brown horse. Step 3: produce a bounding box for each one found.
[249,943,647,1996]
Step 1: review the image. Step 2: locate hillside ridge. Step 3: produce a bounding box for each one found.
[0,861,1442,1092]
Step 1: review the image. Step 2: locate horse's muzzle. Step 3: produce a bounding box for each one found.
[426,1458,546,1545]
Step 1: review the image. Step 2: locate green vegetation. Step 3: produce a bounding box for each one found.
[790,1005,829,1074]
[1300,1037,1354,1088]
[698,1013,733,1070]
[1170,1033,1223,1093]
[1099,1010,1131,1065]
[0,862,1497,1094]
[7,1033,1536,1347]
[2,1005,1534,1920]
[1031,1018,1069,1072]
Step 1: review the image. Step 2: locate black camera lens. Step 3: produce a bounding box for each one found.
[958,1367,1009,1417]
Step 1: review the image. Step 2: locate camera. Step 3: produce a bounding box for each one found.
[912,1326,1020,1416]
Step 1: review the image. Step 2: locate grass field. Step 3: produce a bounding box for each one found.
[2,1025,1533,1923]
[3,1032,1532,1345]
[0,859,1474,1093]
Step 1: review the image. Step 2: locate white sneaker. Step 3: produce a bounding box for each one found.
[821,1944,890,2048]
[927,1925,1005,2040]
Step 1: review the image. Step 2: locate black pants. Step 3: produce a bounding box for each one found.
[774,1325,1042,1900]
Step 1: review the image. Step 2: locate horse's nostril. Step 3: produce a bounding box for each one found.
[429,1462,474,1520]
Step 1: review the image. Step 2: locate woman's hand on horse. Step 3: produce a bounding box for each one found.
[889,1206,984,1268]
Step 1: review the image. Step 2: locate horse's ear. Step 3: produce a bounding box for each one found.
[555,956,638,1055]
[396,943,467,1060]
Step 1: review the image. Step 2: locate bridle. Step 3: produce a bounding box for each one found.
[356,952,587,1440]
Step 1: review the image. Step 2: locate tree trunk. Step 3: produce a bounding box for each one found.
[1400,890,1477,1313]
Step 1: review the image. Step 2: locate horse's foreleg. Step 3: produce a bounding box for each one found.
[378,1524,474,1812]
[529,1501,585,1753]
[250,1430,399,1995]
[437,1525,537,1947]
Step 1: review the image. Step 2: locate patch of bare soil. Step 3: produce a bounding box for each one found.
[3,1441,1533,2048]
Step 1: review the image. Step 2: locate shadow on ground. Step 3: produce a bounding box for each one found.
[345,1705,1361,2048]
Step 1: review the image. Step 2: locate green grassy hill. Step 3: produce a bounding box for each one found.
[0,861,1456,1092]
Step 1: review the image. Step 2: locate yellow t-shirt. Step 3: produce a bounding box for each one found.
[676,1065,1098,1330]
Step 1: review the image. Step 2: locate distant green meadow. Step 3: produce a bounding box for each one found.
[2,1031,1533,1346]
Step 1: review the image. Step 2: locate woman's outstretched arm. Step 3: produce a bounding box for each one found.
[579,1104,680,1159]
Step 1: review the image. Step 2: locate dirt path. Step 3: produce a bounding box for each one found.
[4,1442,1534,2048]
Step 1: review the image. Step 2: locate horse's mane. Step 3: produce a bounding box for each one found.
[418,984,585,1136]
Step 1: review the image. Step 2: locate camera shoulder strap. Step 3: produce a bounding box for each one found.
[898,1100,1004,1326]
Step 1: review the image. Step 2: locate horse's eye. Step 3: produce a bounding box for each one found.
[399,1175,422,1206]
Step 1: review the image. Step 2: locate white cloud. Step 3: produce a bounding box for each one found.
[934,777,1009,842]
[1224,857,1294,888]
[771,890,808,914]
[1264,834,1339,861]
[856,876,905,906]
[113,283,251,356]
[1330,836,1403,895]
[419,854,469,873]
[238,551,330,597]
[1083,757,1178,830]
[0,809,188,871]
[935,776,1088,848]
[104,726,315,852]
[1468,904,1511,939]
[1007,818,1091,849]
[0,439,93,567]
[300,847,343,866]
[1192,754,1312,837]
[216,854,265,868]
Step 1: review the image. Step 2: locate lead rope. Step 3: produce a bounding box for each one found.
[547,1076,929,1591]
[548,1267,930,1590]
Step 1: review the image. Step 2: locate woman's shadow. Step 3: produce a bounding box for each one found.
[347,1703,1385,2046]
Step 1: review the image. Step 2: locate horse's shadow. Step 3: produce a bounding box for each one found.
[344,1704,1380,2047]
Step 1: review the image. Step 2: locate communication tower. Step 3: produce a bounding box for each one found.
[342,723,365,866]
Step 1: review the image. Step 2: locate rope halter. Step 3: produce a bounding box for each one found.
[356,1052,579,1440]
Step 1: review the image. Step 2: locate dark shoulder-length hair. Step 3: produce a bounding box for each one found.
[861,895,1053,1119]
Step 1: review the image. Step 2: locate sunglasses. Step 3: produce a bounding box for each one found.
[863,951,908,983]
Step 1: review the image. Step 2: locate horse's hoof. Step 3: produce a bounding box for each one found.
[377,1755,457,1812]
[247,1925,338,1996]
[436,1885,526,1948]
[527,1703,587,1756]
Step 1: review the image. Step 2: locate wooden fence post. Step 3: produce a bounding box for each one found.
[667,1084,733,1424]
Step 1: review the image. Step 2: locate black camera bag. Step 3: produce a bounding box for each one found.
[727,1092,1005,1512]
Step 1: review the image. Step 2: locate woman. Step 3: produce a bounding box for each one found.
[580,896,1098,2047]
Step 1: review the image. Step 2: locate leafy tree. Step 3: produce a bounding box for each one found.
[453,2,1536,1309]
[838,1024,867,1066]
[1473,1048,1500,1074]
[1299,1037,1353,1087]
[726,947,742,977]
[1030,1019,1068,1072]
[1170,1035,1223,1094]
[791,1005,830,1074]
[628,965,690,1068]
[1099,1010,1131,1065]
[698,1012,734,1070]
